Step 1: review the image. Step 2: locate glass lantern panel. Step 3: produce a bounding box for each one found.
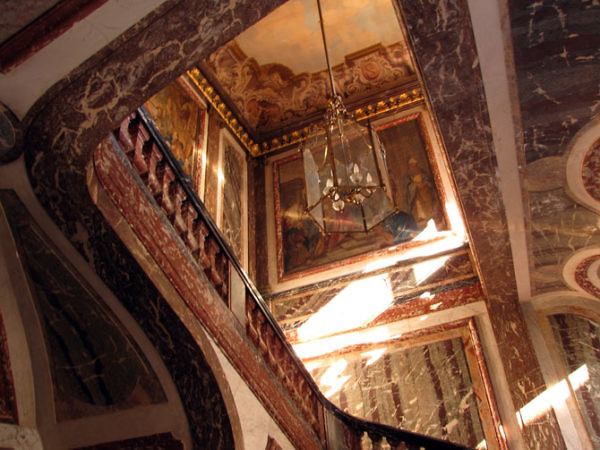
[307,201,325,231]
[321,198,365,233]
[362,188,396,230]
[303,133,332,209]
[371,126,391,194]
[330,117,380,192]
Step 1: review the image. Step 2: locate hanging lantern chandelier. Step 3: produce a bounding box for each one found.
[302,0,397,234]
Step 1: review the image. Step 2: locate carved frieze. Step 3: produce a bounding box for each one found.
[204,40,414,135]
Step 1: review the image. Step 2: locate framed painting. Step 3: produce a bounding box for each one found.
[144,76,209,197]
[272,111,448,281]
[217,129,248,269]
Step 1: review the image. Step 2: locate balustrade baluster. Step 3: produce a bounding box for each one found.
[196,221,210,269]
[204,237,223,287]
[368,431,383,450]
[181,202,199,254]
[386,438,405,450]
[345,427,363,450]
[117,114,136,152]
[146,143,165,197]
[171,187,188,236]
[215,252,228,298]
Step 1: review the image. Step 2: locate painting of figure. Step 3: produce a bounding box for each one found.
[274,113,446,279]
[144,79,206,190]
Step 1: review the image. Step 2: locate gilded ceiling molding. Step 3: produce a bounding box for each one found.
[261,88,425,156]
[187,68,424,157]
[188,68,260,155]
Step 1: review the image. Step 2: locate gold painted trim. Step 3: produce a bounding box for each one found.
[187,68,424,157]
[187,68,260,155]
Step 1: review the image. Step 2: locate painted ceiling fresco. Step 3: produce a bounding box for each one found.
[236,0,404,74]
[203,0,415,137]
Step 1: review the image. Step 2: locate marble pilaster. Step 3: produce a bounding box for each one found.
[395,0,565,446]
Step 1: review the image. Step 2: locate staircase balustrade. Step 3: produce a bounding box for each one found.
[107,107,470,450]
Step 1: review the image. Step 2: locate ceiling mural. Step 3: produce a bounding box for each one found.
[203,0,415,138]
[235,0,405,74]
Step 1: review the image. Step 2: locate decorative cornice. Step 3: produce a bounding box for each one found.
[188,68,260,155]
[187,68,424,157]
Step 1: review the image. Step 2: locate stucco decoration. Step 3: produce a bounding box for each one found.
[203,0,415,137]
[0,423,43,449]
[566,116,600,215]
[525,156,565,192]
[582,139,600,202]
[205,40,414,136]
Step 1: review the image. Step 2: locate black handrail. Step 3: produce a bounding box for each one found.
[133,107,472,450]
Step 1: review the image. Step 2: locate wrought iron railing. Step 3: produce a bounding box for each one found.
[107,107,470,450]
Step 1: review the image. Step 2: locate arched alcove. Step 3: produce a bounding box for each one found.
[0,188,240,448]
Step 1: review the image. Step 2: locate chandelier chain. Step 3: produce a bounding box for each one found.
[316,0,338,99]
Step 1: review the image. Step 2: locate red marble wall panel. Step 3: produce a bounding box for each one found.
[305,320,503,448]
[583,139,600,202]
[575,256,600,299]
[271,249,476,330]
[371,283,484,327]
